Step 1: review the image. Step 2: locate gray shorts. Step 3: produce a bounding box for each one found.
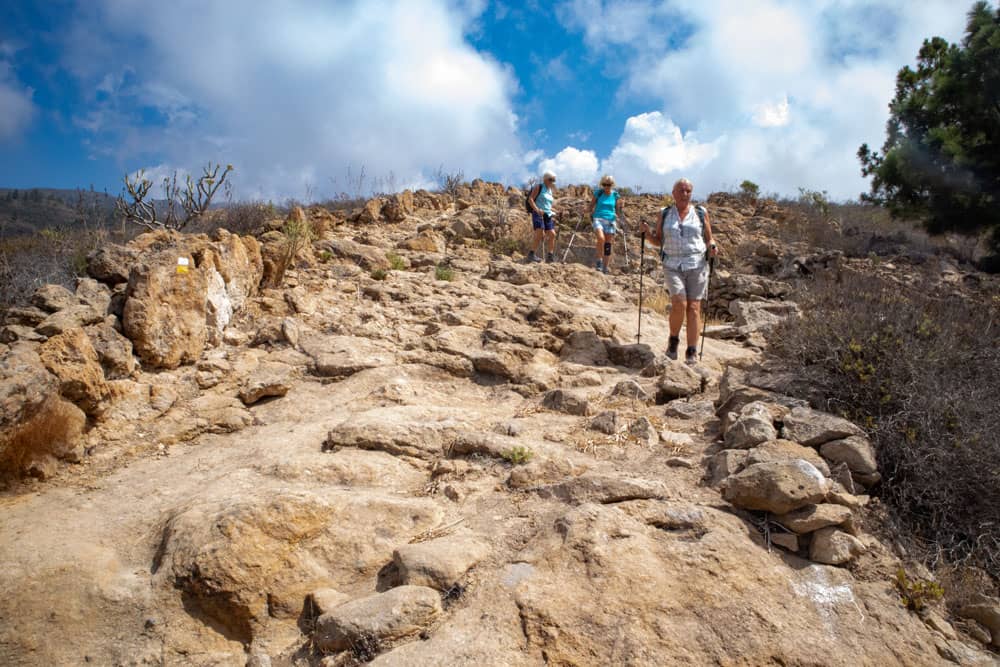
[664,263,709,301]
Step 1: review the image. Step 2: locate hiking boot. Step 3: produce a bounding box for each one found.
[685,346,698,365]
[546,252,555,263]
[527,250,542,263]
[595,259,603,272]
[601,263,609,275]
[666,336,680,361]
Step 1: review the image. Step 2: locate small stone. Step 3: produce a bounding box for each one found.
[629,417,659,447]
[606,342,656,369]
[923,610,958,641]
[610,379,653,402]
[313,585,443,652]
[589,410,620,434]
[724,401,777,449]
[820,436,877,475]
[655,362,702,402]
[770,532,799,552]
[665,457,695,468]
[308,588,351,616]
[774,504,853,534]
[239,362,293,405]
[809,527,866,565]
[541,388,592,416]
[664,400,714,420]
[444,485,462,502]
[573,371,603,387]
[706,450,749,487]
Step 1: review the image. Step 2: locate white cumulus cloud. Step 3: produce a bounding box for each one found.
[0,60,35,141]
[64,0,524,198]
[752,96,791,128]
[538,147,600,184]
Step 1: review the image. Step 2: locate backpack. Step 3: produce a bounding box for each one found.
[659,205,707,261]
[524,184,541,213]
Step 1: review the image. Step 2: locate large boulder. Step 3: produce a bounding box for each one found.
[960,594,1000,649]
[656,362,702,401]
[85,321,136,380]
[123,247,208,369]
[819,436,878,475]
[745,439,831,478]
[86,244,138,285]
[37,327,111,417]
[313,585,443,652]
[722,460,831,514]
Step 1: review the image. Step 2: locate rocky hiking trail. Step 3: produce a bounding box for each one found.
[1,185,997,666]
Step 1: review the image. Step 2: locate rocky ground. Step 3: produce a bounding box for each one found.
[1,182,997,666]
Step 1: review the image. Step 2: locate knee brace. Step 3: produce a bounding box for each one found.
[603,241,612,257]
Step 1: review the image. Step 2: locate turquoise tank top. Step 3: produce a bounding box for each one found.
[534,184,554,215]
[593,189,617,220]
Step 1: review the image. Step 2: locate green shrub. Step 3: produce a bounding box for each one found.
[318,250,333,263]
[767,271,1000,573]
[895,568,944,612]
[370,268,388,281]
[434,264,454,281]
[386,252,406,270]
[739,180,760,199]
[501,446,533,465]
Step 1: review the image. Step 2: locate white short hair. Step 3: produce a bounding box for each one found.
[672,178,693,191]
[600,174,615,186]
[542,171,557,181]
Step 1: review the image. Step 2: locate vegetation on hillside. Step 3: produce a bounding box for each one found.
[859,1,1000,267]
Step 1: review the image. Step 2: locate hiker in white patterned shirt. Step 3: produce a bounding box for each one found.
[640,178,719,364]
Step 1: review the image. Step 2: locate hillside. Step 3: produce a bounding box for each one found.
[0,182,997,666]
[0,188,118,237]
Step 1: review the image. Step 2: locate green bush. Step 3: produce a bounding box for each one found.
[501,446,533,465]
[739,180,760,199]
[386,252,406,270]
[895,568,944,612]
[370,268,388,281]
[767,271,1000,573]
[434,264,454,281]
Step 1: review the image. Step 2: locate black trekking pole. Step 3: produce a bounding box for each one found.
[699,255,715,361]
[637,231,646,344]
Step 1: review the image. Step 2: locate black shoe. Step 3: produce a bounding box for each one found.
[527,250,542,263]
[546,252,555,263]
[667,336,680,361]
[685,347,698,365]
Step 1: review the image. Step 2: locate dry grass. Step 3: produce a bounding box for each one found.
[0,396,85,478]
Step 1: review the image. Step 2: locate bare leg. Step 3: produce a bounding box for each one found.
[594,229,605,261]
[669,296,686,337]
[605,233,614,266]
[685,300,701,349]
[545,229,556,253]
[532,228,543,254]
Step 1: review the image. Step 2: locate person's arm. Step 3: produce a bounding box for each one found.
[641,210,664,247]
[529,185,542,215]
[703,209,718,256]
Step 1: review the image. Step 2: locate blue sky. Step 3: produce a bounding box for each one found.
[0,0,973,200]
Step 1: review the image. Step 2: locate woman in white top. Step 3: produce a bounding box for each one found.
[640,178,719,364]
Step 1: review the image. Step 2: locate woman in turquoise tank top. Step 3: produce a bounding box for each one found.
[589,174,623,274]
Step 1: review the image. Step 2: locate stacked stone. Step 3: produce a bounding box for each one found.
[709,367,879,566]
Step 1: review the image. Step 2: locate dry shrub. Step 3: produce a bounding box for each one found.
[217,201,276,236]
[642,289,670,317]
[489,212,532,257]
[0,396,85,478]
[767,270,1000,574]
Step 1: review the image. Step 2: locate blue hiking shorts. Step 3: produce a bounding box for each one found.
[592,217,617,235]
[532,211,555,231]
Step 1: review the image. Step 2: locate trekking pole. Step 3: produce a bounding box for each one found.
[561,214,586,263]
[637,231,646,344]
[699,255,716,361]
[620,215,630,266]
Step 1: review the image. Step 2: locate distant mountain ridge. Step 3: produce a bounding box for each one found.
[0,187,118,237]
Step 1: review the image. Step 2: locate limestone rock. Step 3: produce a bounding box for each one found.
[86,243,137,284]
[398,231,445,253]
[30,284,77,312]
[745,439,831,478]
[781,406,863,447]
[629,417,659,448]
[35,304,104,337]
[38,328,111,417]
[239,362,293,405]
[318,238,391,271]
[723,401,777,449]
[157,491,443,642]
[959,594,1000,648]
[541,389,592,416]
[589,410,620,434]
[558,330,608,366]
[85,321,136,380]
[820,436,878,475]
[123,248,208,369]
[393,534,491,590]
[314,585,443,652]
[307,335,396,378]
[325,406,467,460]
[809,527,866,565]
[535,474,670,504]
[656,362,702,401]
[610,379,653,402]
[706,450,749,487]
[606,342,656,369]
[74,278,112,314]
[722,460,831,514]
[188,394,253,433]
[308,588,351,616]
[774,504,853,534]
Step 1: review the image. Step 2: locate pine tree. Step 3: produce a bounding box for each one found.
[859,1,1000,257]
